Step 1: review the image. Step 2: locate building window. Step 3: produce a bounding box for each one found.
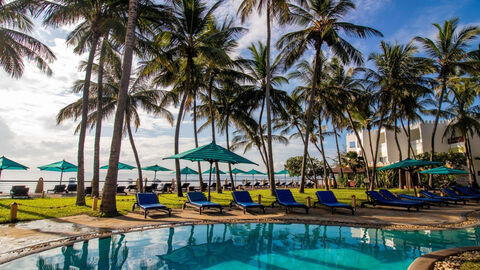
[349,141,356,148]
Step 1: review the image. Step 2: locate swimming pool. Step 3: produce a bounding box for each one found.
[2,223,479,269]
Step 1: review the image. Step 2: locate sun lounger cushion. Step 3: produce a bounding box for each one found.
[452,186,480,198]
[368,191,422,206]
[136,193,168,210]
[397,194,443,203]
[232,191,262,208]
[316,191,351,208]
[275,189,307,207]
[442,188,477,200]
[419,190,459,201]
[187,192,221,207]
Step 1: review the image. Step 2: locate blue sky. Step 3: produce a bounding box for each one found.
[0,0,479,183]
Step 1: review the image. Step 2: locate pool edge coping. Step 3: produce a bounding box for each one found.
[408,246,480,270]
[1,209,480,265]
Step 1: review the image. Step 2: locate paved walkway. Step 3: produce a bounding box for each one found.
[1,204,479,264]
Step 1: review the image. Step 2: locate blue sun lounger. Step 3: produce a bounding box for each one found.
[380,189,430,208]
[397,193,446,206]
[452,186,480,201]
[362,191,423,211]
[314,191,354,215]
[230,191,265,214]
[419,190,465,205]
[133,193,171,219]
[184,192,223,215]
[442,188,478,202]
[272,189,309,214]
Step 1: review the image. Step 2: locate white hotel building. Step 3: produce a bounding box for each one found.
[345,120,480,177]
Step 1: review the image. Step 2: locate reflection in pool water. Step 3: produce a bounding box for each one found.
[2,223,480,270]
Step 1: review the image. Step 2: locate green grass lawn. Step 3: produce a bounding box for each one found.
[462,261,480,270]
[0,188,413,224]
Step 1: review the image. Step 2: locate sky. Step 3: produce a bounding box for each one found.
[1,0,480,183]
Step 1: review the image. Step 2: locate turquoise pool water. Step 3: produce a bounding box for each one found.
[2,223,480,269]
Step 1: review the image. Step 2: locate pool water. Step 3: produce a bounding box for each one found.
[2,223,480,270]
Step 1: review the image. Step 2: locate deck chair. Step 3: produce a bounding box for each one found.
[47,185,67,194]
[361,191,423,211]
[314,191,354,215]
[397,194,445,206]
[272,189,309,214]
[419,190,464,205]
[133,193,171,218]
[160,183,172,193]
[116,186,127,195]
[442,188,478,201]
[67,184,77,192]
[183,192,223,214]
[380,189,430,208]
[84,186,92,196]
[230,191,265,214]
[451,186,480,201]
[10,185,30,199]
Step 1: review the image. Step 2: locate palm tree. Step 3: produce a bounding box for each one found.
[100,0,138,215]
[142,0,226,197]
[238,0,291,189]
[40,0,117,206]
[362,41,433,189]
[414,18,480,187]
[0,0,55,77]
[443,79,480,187]
[240,41,291,194]
[57,58,173,193]
[277,0,382,193]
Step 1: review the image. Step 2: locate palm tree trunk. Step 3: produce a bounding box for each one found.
[371,113,386,190]
[333,126,344,181]
[92,35,107,198]
[192,90,204,191]
[265,0,275,196]
[77,33,100,206]
[207,73,221,193]
[300,48,321,193]
[225,114,235,190]
[100,0,138,214]
[318,116,329,190]
[367,127,376,190]
[174,93,187,197]
[393,118,404,189]
[429,77,447,187]
[126,119,143,192]
[294,123,318,184]
[258,97,271,182]
[346,109,371,183]
[465,137,478,187]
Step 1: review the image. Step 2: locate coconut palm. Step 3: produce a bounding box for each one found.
[0,0,55,77]
[239,41,291,194]
[140,0,227,197]
[277,0,382,193]
[238,0,291,189]
[57,55,173,194]
[101,0,139,214]
[443,79,480,187]
[362,41,433,189]
[414,18,480,187]
[40,0,121,206]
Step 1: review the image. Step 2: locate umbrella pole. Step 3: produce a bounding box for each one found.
[154,171,157,182]
[0,169,2,180]
[208,162,212,201]
[60,170,63,185]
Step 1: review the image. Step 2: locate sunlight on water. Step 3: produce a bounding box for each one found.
[1,224,479,270]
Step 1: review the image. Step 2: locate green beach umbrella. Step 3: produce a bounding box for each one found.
[142,164,171,180]
[203,167,226,175]
[419,166,470,175]
[0,156,29,179]
[176,166,198,182]
[38,160,77,185]
[229,168,247,184]
[377,158,442,171]
[165,141,257,200]
[377,158,443,189]
[245,169,266,181]
[275,169,290,181]
[100,162,136,170]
